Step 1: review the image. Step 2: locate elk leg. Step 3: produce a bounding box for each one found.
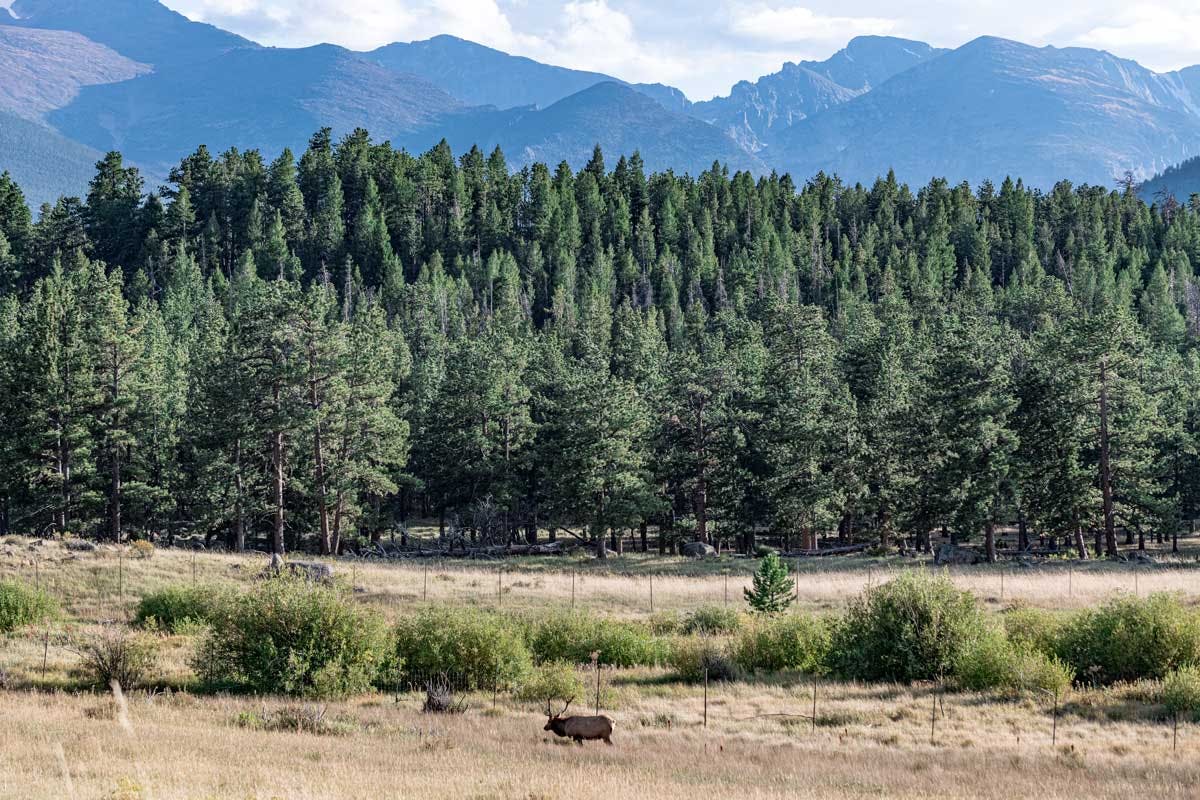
[604,736,613,745]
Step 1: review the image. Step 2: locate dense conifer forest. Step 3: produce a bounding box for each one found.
[2,129,1200,560]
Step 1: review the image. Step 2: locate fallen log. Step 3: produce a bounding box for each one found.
[780,543,872,558]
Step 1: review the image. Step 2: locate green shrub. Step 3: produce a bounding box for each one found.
[670,637,739,682]
[1162,666,1200,721]
[135,585,226,633]
[1002,607,1063,656]
[682,605,743,636]
[1056,594,1200,685]
[828,572,985,682]
[234,705,353,735]
[516,660,586,702]
[529,612,665,667]
[73,627,157,689]
[196,576,389,699]
[731,613,830,674]
[394,607,532,690]
[0,580,57,633]
[647,611,682,636]
[954,627,1073,696]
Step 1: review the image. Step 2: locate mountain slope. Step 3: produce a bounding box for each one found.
[403,82,761,175]
[0,25,150,121]
[766,37,1200,188]
[367,35,689,111]
[50,44,462,172]
[693,37,945,152]
[1141,156,1200,202]
[0,109,103,208]
[8,0,255,67]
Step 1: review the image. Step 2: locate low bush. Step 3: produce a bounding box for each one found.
[954,627,1074,696]
[670,637,739,682]
[73,627,157,689]
[528,612,665,667]
[516,660,586,702]
[828,572,985,682]
[0,580,57,633]
[647,611,682,636]
[128,540,155,559]
[234,705,353,735]
[135,584,226,633]
[1055,594,1200,685]
[394,607,531,690]
[1161,666,1200,721]
[681,605,743,636]
[196,576,389,699]
[1002,607,1063,656]
[731,613,830,674]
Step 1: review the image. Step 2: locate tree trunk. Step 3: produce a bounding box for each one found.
[311,370,332,555]
[233,438,246,552]
[1098,358,1118,559]
[1017,512,1029,552]
[594,525,607,560]
[109,445,121,543]
[985,519,997,564]
[694,478,709,545]
[1074,527,1090,560]
[271,423,285,557]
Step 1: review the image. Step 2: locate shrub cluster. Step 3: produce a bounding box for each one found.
[73,627,157,689]
[393,607,532,690]
[528,612,666,667]
[516,660,587,702]
[1054,594,1200,685]
[681,606,743,636]
[670,637,739,683]
[136,584,226,633]
[828,572,984,682]
[1162,666,1200,721]
[731,613,830,674]
[954,627,1074,696]
[196,576,389,699]
[0,580,57,633]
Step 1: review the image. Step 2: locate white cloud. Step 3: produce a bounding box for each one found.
[730,3,897,44]
[159,0,1200,100]
[166,0,531,53]
[1073,4,1200,71]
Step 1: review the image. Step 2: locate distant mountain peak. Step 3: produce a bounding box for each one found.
[9,0,256,67]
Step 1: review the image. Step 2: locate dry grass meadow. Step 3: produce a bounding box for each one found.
[4,536,1200,799]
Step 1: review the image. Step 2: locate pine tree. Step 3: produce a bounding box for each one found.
[744,552,794,614]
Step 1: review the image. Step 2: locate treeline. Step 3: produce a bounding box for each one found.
[2,130,1200,559]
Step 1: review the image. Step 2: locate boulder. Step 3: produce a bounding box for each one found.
[933,544,980,566]
[284,560,335,583]
[64,538,98,552]
[681,541,717,559]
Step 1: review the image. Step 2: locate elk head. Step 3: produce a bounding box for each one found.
[544,698,573,732]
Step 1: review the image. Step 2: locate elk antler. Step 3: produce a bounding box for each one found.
[559,698,574,717]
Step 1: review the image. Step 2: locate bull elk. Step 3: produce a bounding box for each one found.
[543,698,614,745]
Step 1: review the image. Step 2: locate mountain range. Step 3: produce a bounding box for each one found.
[1,0,1200,207]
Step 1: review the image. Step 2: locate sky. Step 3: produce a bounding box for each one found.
[155,0,1200,100]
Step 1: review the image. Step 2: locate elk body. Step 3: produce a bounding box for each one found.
[544,699,614,745]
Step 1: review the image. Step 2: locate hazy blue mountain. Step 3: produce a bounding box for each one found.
[7,0,255,68]
[50,44,461,173]
[0,25,150,121]
[0,109,105,208]
[402,82,761,175]
[367,35,690,111]
[692,37,945,152]
[1141,156,1200,202]
[766,37,1200,188]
